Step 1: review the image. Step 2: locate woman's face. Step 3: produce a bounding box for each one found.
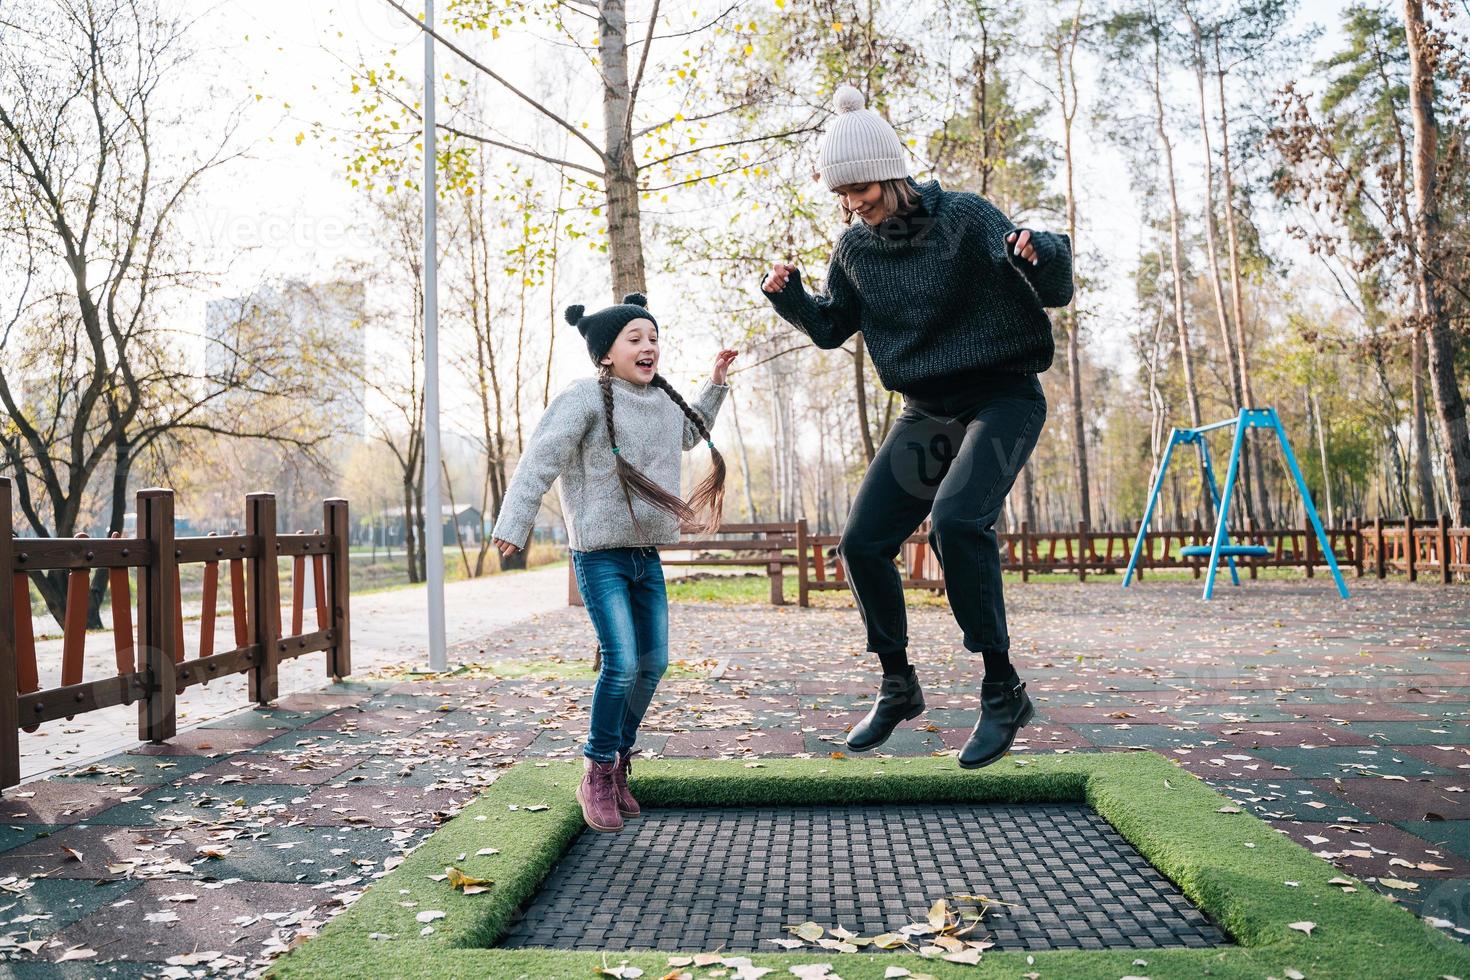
[600,317,659,384]
[833,182,887,224]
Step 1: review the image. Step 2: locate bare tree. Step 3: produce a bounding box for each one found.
[0,0,328,625]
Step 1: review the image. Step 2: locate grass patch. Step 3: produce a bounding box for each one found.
[269,754,1470,979]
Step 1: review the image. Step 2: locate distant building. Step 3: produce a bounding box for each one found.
[205,278,367,438]
[374,505,484,548]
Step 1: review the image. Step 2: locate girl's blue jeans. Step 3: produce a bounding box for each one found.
[570,545,669,764]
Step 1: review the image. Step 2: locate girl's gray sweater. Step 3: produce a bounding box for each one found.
[490,375,729,552]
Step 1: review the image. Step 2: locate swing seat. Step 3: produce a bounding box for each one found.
[1179,544,1270,558]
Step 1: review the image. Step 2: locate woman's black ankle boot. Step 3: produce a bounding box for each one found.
[846,668,925,752]
[958,676,1033,769]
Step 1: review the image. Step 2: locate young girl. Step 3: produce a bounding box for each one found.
[761,84,1073,769]
[490,293,737,832]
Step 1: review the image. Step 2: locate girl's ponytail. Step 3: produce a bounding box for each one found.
[651,374,727,534]
[597,369,697,535]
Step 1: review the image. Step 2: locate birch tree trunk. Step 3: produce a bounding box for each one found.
[1403,0,1470,525]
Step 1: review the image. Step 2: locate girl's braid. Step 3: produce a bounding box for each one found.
[651,373,727,534]
[597,370,695,534]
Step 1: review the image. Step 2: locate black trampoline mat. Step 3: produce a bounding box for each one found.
[497,803,1229,952]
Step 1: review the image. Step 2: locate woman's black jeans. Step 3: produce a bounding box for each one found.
[837,373,1046,664]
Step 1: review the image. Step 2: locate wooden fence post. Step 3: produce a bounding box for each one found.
[1405,515,1417,583]
[568,559,584,607]
[0,479,18,790]
[1374,516,1385,579]
[796,519,810,608]
[1352,518,1363,578]
[1077,521,1088,583]
[1304,520,1316,578]
[137,488,178,743]
[247,493,281,705]
[767,527,785,607]
[1439,514,1451,585]
[1020,521,1030,583]
[325,498,352,680]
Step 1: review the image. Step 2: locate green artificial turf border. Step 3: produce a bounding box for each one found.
[269,753,1470,979]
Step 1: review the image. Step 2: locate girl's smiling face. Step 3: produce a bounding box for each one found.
[600,317,659,383]
[833,181,888,224]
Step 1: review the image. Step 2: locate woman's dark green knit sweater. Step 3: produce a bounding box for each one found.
[761,177,1073,394]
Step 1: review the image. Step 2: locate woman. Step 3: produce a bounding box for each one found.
[760,84,1072,769]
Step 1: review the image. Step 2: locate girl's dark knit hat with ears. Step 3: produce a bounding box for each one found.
[565,293,659,364]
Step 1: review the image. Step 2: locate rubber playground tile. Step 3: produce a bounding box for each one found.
[0,962,157,979]
[129,726,285,756]
[1295,822,1470,878]
[660,730,805,756]
[0,824,64,857]
[1286,700,1447,722]
[0,783,146,824]
[1399,820,1470,863]
[1342,720,1470,744]
[53,753,218,785]
[802,728,945,756]
[172,824,431,885]
[272,692,370,713]
[0,877,141,938]
[1310,777,1470,823]
[330,755,484,788]
[190,751,367,787]
[42,879,324,964]
[199,707,329,730]
[1410,877,1470,933]
[1406,703,1470,722]
[1395,743,1470,769]
[0,824,189,880]
[1031,705,1179,725]
[1168,703,1306,723]
[1200,723,1377,748]
[997,724,1095,752]
[296,784,468,827]
[1165,748,1280,780]
[1213,779,1379,823]
[1068,724,1236,750]
[1249,745,1453,779]
[299,706,446,734]
[86,783,306,827]
[248,728,392,755]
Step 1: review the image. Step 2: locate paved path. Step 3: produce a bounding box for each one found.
[16,565,568,782]
[0,578,1466,976]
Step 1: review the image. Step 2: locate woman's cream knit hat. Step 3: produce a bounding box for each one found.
[816,84,908,191]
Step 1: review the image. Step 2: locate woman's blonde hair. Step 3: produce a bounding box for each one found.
[837,177,921,225]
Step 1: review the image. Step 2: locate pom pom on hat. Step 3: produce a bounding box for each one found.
[815,82,907,190]
[563,303,585,327]
[621,292,648,307]
[833,84,866,113]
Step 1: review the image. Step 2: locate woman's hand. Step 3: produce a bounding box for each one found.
[493,537,520,558]
[712,348,739,385]
[762,262,797,292]
[1006,229,1039,266]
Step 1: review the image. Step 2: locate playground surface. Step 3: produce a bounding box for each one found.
[0,578,1466,975]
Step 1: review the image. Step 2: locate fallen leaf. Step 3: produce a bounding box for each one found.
[415,910,446,923]
[1379,878,1419,891]
[445,866,493,894]
[791,921,824,942]
[1288,921,1316,936]
[56,946,96,962]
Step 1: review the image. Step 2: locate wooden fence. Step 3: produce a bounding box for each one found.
[1,478,350,790]
[567,514,1465,609]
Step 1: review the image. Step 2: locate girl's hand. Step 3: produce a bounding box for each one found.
[1007,229,1039,266]
[762,262,797,292]
[493,536,520,558]
[712,348,739,385]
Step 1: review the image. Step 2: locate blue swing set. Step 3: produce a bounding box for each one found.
[1123,407,1349,599]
